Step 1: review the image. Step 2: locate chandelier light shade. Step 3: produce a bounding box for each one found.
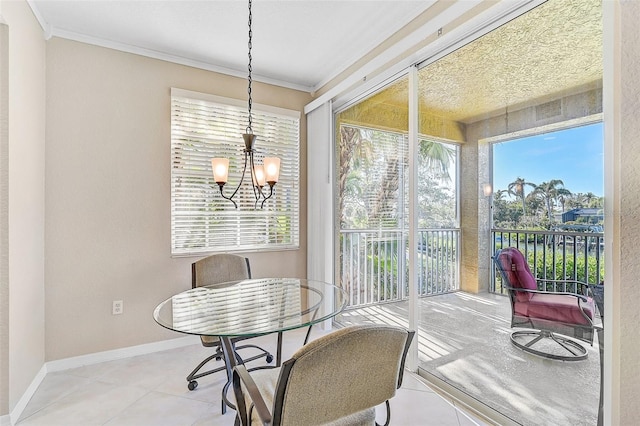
[263,157,281,184]
[211,158,230,184]
[211,0,280,209]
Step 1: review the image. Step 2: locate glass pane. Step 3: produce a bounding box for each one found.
[335,76,410,307]
[416,0,603,425]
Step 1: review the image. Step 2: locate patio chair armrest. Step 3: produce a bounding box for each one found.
[538,279,590,293]
[232,365,273,426]
[512,287,590,303]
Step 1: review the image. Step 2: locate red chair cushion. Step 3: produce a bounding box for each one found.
[497,248,537,302]
[514,293,595,325]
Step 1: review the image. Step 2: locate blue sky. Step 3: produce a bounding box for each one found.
[493,122,604,197]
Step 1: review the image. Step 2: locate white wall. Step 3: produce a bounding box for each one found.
[44,38,312,361]
[609,1,640,423]
[0,0,46,415]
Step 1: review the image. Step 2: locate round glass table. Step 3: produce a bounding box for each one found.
[153,277,347,411]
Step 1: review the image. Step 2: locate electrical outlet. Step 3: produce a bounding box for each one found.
[112,300,123,315]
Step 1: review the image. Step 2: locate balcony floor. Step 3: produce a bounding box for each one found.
[336,292,601,426]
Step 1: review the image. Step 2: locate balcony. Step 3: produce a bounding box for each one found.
[337,228,603,425]
[340,228,460,306]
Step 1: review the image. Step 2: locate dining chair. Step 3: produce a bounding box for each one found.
[186,253,273,392]
[232,324,415,426]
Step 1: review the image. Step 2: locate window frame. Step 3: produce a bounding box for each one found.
[170,88,301,256]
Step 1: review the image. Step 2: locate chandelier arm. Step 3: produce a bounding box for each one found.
[249,151,265,200]
[217,185,238,209]
[219,151,251,209]
[260,185,275,209]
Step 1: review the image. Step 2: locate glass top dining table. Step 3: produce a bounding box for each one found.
[153,277,347,414]
[153,277,347,340]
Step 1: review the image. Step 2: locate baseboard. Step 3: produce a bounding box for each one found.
[9,364,47,426]
[9,336,198,425]
[416,369,520,426]
[46,335,198,373]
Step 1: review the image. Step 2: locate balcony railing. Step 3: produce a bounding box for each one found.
[340,229,460,308]
[491,228,605,294]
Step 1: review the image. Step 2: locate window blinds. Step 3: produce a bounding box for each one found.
[171,88,300,255]
[339,124,409,230]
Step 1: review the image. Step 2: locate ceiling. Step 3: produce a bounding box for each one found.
[29,0,603,123]
[361,0,602,124]
[30,0,435,92]
[419,0,602,122]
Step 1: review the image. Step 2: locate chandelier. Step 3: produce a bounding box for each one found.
[211,0,280,209]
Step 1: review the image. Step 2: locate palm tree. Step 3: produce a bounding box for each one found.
[368,156,400,226]
[567,192,586,209]
[494,189,507,203]
[419,139,455,180]
[558,194,567,213]
[339,127,454,228]
[531,179,572,221]
[507,177,536,215]
[338,126,373,225]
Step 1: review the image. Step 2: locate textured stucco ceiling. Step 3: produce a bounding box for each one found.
[366,0,602,124]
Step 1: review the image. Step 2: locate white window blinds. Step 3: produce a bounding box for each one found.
[339,124,409,230]
[171,88,300,255]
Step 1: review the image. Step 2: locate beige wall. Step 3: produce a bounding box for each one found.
[0,0,47,415]
[44,38,312,361]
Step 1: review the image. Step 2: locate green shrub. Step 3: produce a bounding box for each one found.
[528,252,604,287]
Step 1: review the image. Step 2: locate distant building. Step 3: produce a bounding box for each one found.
[561,208,603,224]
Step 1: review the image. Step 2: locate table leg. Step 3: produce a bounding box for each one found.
[276,332,283,367]
[220,333,283,415]
[220,337,237,415]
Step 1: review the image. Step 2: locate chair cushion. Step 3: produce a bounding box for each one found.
[498,248,537,302]
[324,408,376,426]
[200,335,221,346]
[515,293,595,325]
[242,368,279,426]
[244,366,376,426]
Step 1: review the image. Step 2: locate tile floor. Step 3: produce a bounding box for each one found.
[16,328,488,426]
[339,293,602,426]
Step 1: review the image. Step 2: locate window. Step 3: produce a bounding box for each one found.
[170,88,300,255]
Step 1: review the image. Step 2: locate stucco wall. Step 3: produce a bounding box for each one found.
[461,87,603,294]
[44,38,312,361]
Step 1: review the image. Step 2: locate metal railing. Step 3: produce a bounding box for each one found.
[491,228,605,294]
[339,228,460,308]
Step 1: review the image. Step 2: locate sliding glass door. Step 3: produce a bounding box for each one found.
[333,72,461,361]
[413,0,603,424]
[332,0,602,424]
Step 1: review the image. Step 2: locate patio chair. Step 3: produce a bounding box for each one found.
[493,247,596,361]
[186,254,273,392]
[232,324,415,426]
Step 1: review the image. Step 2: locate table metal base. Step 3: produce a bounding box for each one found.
[219,332,283,414]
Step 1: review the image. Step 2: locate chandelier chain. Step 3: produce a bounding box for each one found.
[210,0,278,209]
[246,0,253,134]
